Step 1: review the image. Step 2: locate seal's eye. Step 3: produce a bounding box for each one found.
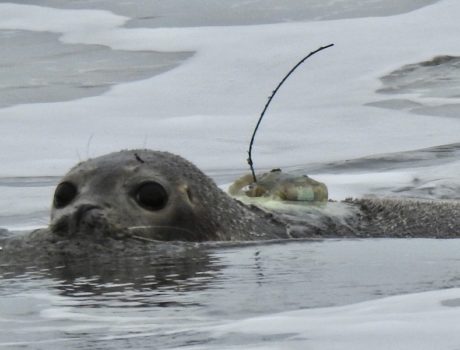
[135,182,168,211]
[54,182,77,209]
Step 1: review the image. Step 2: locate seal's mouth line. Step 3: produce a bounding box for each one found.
[130,234,160,243]
[128,226,155,230]
[127,225,201,241]
[127,225,197,236]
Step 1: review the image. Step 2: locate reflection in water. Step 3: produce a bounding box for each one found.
[2,239,460,349]
[0,235,222,307]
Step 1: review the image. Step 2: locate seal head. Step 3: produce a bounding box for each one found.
[50,150,287,241]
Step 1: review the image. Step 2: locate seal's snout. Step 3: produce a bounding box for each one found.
[74,204,101,224]
[70,203,105,236]
[52,203,107,238]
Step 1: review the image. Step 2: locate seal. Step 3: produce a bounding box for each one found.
[48,149,289,242]
[2,149,459,291]
[2,149,460,253]
[46,149,460,240]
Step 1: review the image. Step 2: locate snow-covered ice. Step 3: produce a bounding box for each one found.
[1,0,460,176]
[170,288,460,350]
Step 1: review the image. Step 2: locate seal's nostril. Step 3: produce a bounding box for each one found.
[74,204,102,224]
[51,204,107,238]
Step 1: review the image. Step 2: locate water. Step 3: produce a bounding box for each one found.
[2,0,460,348]
[0,29,191,108]
[2,239,460,349]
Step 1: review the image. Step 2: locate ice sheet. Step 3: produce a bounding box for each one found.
[170,288,460,350]
[1,1,460,177]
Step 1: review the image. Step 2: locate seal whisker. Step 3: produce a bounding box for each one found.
[36,218,49,225]
[86,133,94,159]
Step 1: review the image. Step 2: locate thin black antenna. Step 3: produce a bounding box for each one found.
[247,43,334,182]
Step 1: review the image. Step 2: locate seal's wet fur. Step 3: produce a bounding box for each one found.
[346,198,460,238]
[2,149,460,256]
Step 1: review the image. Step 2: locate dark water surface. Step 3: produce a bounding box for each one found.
[0,29,192,108]
[1,238,460,349]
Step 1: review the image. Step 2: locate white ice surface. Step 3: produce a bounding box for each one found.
[170,288,460,350]
[0,1,460,177]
